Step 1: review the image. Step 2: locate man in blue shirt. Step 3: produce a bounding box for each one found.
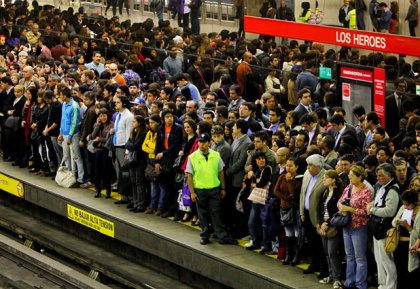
[58,85,85,185]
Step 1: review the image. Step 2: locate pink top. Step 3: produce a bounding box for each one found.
[338,184,372,229]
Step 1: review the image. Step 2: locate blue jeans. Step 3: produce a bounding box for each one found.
[248,202,272,250]
[150,180,165,210]
[322,233,342,281]
[156,7,164,20]
[248,203,263,247]
[62,133,84,183]
[343,226,368,289]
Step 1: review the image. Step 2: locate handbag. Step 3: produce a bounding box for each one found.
[235,185,247,213]
[173,154,184,171]
[160,154,173,173]
[280,207,294,226]
[384,226,400,253]
[329,212,352,227]
[87,140,96,154]
[181,182,192,206]
[4,116,20,131]
[248,185,270,205]
[55,145,77,188]
[122,151,138,170]
[330,185,353,227]
[177,191,192,212]
[145,163,159,181]
[30,130,41,141]
[316,226,338,238]
[103,134,114,157]
[368,215,393,240]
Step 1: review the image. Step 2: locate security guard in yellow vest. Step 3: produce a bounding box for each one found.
[186,133,238,245]
[348,8,357,29]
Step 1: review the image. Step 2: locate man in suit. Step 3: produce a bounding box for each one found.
[300,113,321,146]
[329,113,358,151]
[339,0,353,28]
[299,154,328,277]
[385,79,407,138]
[0,19,20,40]
[321,134,338,168]
[225,119,252,236]
[294,88,317,121]
[0,76,15,161]
[227,84,245,112]
[239,102,262,135]
[4,85,26,166]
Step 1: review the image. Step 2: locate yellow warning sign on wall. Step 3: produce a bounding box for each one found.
[0,173,24,198]
[67,204,115,238]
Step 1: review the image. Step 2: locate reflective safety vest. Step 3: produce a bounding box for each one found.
[189,149,221,189]
[349,8,357,29]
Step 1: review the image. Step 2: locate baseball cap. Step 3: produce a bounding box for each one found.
[198,133,211,142]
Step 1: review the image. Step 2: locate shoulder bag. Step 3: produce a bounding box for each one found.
[329,185,352,227]
[5,116,20,132]
[368,184,398,240]
[248,167,272,205]
[122,151,138,170]
[55,145,77,188]
[384,226,400,253]
[280,207,294,226]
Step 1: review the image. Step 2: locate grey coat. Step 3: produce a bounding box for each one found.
[406,2,418,22]
[226,135,251,188]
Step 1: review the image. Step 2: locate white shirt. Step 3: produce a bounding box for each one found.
[114,108,134,146]
[304,172,320,210]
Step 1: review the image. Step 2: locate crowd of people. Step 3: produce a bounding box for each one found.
[0,1,420,289]
[253,0,419,37]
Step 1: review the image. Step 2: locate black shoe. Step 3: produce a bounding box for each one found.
[173,214,182,221]
[317,272,329,280]
[19,164,28,168]
[161,212,173,218]
[114,200,129,205]
[133,207,145,213]
[12,162,19,166]
[3,156,12,162]
[219,238,238,245]
[127,203,134,209]
[105,193,111,199]
[200,238,210,245]
[303,266,318,274]
[94,192,101,198]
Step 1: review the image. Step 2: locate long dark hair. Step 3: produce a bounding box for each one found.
[131,115,146,140]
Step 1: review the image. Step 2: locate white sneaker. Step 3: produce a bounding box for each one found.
[319,276,332,284]
[244,240,253,248]
[333,280,343,289]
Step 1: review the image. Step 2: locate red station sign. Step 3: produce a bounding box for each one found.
[244,16,420,57]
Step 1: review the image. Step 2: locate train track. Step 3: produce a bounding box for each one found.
[0,233,112,289]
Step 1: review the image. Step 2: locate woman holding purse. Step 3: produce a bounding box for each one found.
[91,108,114,198]
[274,157,302,265]
[245,151,272,251]
[337,165,372,289]
[318,170,343,289]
